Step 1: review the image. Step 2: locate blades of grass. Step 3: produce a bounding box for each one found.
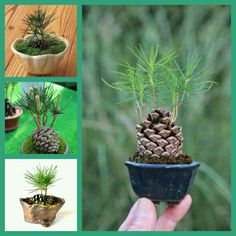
[199,162,231,203]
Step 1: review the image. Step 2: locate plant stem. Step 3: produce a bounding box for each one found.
[35,95,41,126]
[172,93,179,122]
[148,65,156,105]
[173,103,179,122]
[42,113,48,126]
[50,93,61,128]
[50,115,57,128]
[30,110,40,129]
[37,114,41,126]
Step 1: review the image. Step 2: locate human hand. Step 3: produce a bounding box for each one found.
[119,194,192,231]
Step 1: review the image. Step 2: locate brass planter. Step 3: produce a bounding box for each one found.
[20,195,65,227]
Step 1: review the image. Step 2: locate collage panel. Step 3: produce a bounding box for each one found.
[1,0,80,235]
[5,159,77,231]
[5,4,77,77]
[82,5,231,231]
[0,0,233,234]
[5,82,78,155]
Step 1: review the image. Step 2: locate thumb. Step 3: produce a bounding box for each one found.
[119,198,157,231]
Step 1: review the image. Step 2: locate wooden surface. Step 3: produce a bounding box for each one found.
[5,5,77,77]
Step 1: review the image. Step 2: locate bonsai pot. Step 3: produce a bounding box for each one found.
[11,35,69,75]
[20,195,65,227]
[5,107,23,132]
[125,161,200,204]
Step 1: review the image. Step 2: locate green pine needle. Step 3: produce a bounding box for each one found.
[103,45,216,121]
[24,164,59,195]
[16,84,68,128]
[17,84,57,114]
[22,9,57,49]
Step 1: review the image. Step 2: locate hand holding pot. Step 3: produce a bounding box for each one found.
[119,195,192,231]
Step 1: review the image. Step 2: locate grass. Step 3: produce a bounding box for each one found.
[15,35,66,56]
[82,5,231,231]
[22,135,67,154]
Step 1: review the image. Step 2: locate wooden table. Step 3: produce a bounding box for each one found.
[5,5,77,77]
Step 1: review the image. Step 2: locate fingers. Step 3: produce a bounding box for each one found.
[119,195,192,231]
[155,194,192,231]
[119,198,157,231]
[118,200,139,231]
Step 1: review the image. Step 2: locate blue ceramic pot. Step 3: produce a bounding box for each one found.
[125,161,200,204]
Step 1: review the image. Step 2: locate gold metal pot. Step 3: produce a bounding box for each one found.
[20,195,65,227]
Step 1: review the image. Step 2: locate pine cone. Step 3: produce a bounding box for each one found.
[32,127,60,154]
[133,108,189,164]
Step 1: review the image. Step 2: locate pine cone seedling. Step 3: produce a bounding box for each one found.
[103,45,215,164]
[17,84,67,154]
[22,9,57,50]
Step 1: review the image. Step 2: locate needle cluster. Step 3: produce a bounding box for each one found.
[24,165,59,196]
[17,84,65,129]
[104,45,215,121]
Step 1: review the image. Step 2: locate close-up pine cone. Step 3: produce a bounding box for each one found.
[32,126,60,154]
[130,108,192,164]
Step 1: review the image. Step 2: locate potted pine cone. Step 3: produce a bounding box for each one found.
[17,84,69,154]
[5,83,23,132]
[11,9,69,75]
[104,45,215,204]
[20,165,65,227]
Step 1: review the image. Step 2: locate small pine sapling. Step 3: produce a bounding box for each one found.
[15,9,66,55]
[17,84,68,154]
[104,45,216,164]
[24,164,59,205]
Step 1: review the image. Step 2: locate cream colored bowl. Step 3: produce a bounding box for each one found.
[11,35,69,75]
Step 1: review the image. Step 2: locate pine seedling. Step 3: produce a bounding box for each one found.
[24,165,61,205]
[17,84,64,128]
[104,45,216,164]
[24,164,59,196]
[17,84,68,154]
[22,9,57,49]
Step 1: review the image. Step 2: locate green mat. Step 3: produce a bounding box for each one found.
[5,82,78,155]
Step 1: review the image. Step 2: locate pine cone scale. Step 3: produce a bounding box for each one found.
[32,127,60,154]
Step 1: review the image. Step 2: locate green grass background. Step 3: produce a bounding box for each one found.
[5,82,78,154]
[82,5,231,230]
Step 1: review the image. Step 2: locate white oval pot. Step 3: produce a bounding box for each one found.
[11,36,69,75]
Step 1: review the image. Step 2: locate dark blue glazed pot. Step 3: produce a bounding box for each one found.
[125,161,200,204]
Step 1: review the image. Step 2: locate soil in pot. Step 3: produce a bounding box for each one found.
[24,194,63,206]
[22,135,68,154]
[20,194,65,227]
[130,152,192,164]
[15,35,66,56]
